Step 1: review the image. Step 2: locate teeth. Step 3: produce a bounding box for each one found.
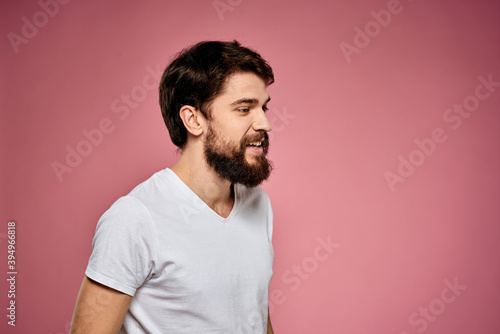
[248,141,262,147]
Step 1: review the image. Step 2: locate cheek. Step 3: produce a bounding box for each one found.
[212,127,243,148]
[211,116,249,143]
[224,126,247,143]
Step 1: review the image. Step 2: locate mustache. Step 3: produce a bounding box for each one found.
[242,132,269,145]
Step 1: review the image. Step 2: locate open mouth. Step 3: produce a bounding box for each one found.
[246,141,263,148]
[245,139,265,156]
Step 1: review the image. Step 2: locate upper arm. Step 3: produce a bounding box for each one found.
[70,276,132,334]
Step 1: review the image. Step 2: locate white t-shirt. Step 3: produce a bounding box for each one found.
[85,168,274,333]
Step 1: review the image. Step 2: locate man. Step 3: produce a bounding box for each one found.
[71,40,276,333]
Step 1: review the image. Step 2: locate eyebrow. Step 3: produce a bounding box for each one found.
[230,96,271,106]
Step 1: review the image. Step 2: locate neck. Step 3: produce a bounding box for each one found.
[170,145,234,216]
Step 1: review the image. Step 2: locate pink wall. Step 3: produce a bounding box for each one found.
[2,0,500,333]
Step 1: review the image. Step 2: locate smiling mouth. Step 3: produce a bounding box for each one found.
[243,133,269,154]
[246,141,263,148]
[245,140,266,157]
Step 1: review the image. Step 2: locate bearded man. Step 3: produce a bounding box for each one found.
[70,40,276,334]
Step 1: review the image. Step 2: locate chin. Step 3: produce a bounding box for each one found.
[245,155,262,165]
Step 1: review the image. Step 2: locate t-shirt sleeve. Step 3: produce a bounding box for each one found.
[85,195,156,296]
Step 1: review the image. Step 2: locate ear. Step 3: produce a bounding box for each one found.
[179,105,205,137]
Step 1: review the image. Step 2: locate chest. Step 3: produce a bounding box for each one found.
[146,211,273,299]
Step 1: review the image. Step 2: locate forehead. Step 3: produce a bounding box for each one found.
[217,72,269,102]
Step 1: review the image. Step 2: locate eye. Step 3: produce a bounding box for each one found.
[238,107,250,113]
[262,105,269,112]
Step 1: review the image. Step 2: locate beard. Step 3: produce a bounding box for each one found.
[203,125,273,188]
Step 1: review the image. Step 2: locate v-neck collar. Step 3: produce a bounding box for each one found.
[165,168,240,223]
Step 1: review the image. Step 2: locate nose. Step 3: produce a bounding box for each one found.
[252,108,272,132]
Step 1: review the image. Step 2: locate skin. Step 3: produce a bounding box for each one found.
[70,72,275,333]
[70,277,131,334]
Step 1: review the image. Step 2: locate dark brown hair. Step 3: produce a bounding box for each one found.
[159,40,274,148]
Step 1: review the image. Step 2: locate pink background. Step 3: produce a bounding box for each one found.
[2,0,500,333]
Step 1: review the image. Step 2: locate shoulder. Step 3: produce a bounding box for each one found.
[127,168,171,199]
[101,195,149,221]
[96,170,170,235]
[111,168,177,211]
[95,195,152,243]
[96,168,181,231]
